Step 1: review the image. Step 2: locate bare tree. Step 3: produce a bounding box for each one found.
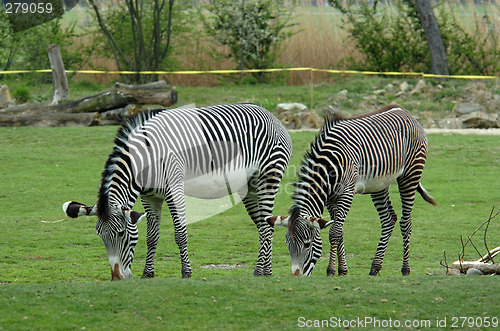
[414,0,449,76]
[88,0,175,84]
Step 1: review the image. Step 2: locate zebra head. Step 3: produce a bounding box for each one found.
[268,208,332,276]
[63,201,145,280]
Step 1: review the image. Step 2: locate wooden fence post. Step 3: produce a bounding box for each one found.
[48,44,69,105]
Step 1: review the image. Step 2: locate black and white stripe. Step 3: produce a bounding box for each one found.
[91,103,291,279]
[272,104,435,276]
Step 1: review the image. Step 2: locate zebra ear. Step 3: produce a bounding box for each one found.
[63,201,97,218]
[308,217,333,230]
[123,209,146,225]
[266,216,289,227]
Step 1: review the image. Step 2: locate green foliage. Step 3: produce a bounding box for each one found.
[86,0,195,84]
[0,12,84,83]
[12,87,30,103]
[202,0,297,82]
[331,0,430,73]
[330,0,500,76]
[438,7,500,76]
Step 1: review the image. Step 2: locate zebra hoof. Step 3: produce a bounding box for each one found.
[369,269,379,276]
[326,268,335,277]
[401,267,411,276]
[338,270,348,277]
[141,271,155,279]
[182,269,192,278]
[253,269,272,276]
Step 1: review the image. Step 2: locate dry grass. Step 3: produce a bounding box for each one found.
[69,1,499,86]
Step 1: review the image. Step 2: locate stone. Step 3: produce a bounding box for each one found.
[410,79,426,95]
[446,268,461,276]
[0,85,11,107]
[439,117,463,129]
[425,117,437,129]
[336,89,348,100]
[384,83,395,91]
[454,103,485,116]
[466,268,483,276]
[373,89,386,95]
[399,81,410,93]
[460,111,499,129]
[275,103,308,115]
[293,111,322,129]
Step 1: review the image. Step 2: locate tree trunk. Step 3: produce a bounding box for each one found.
[48,44,69,106]
[0,80,177,115]
[414,0,449,76]
[0,81,177,127]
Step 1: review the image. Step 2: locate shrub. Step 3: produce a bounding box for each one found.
[330,0,500,76]
[13,87,30,103]
[202,0,297,82]
[0,12,84,83]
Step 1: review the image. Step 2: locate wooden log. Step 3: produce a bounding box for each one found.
[0,80,177,115]
[450,261,500,275]
[48,44,69,106]
[0,112,96,127]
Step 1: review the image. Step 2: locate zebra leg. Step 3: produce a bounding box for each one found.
[369,189,397,276]
[140,196,163,279]
[165,185,192,278]
[325,199,337,276]
[243,170,282,276]
[328,195,353,277]
[397,175,421,276]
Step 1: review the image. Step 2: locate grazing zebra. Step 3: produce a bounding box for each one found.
[63,103,292,279]
[268,104,436,276]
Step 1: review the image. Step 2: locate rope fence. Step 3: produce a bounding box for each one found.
[1,67,498,110]
[1,67,499,79]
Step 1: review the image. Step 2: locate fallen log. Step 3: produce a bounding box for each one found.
[0,112,96,127]
[0,80,177,115]
[450,261,500,275]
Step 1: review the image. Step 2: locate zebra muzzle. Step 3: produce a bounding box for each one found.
[111,263,125,281]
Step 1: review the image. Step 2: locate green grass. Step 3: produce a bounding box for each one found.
[0,127,499,330]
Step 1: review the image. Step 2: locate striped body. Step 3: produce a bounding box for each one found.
[71,103,291,279]
[273,104,435,276]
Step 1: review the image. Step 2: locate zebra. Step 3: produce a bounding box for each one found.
[267,104,436,277]
[63,103,292,279]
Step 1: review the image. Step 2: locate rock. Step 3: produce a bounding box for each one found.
[446,268,461,276]
[454,103,485,116]
[439,117,463,129]
[278,109,322,130]
[399,81,410,93]
[275,103,308,115]
[336,89,348,100]
[276,103,323,130]
[425,117,437,129]
[466,268,483,276]
[384,83,395,91]
[460,111,499,129]
[294,111,323,129]
[0,85,11,107]
[373,89,386,95]
[410,79,426,95]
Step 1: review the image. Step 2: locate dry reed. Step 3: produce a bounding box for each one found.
[71,0,499,86]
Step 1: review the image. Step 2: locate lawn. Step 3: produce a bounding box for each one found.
[0,126,499,330]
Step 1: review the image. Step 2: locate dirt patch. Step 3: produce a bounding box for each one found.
[425,128,500,135]
[201,263,247,270]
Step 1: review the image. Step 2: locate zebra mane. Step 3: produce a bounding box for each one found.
[325,104,402,125]
[97,109,165,220]
[288,206,302,241]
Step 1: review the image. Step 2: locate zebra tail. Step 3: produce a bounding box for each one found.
[417,183,437,206]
